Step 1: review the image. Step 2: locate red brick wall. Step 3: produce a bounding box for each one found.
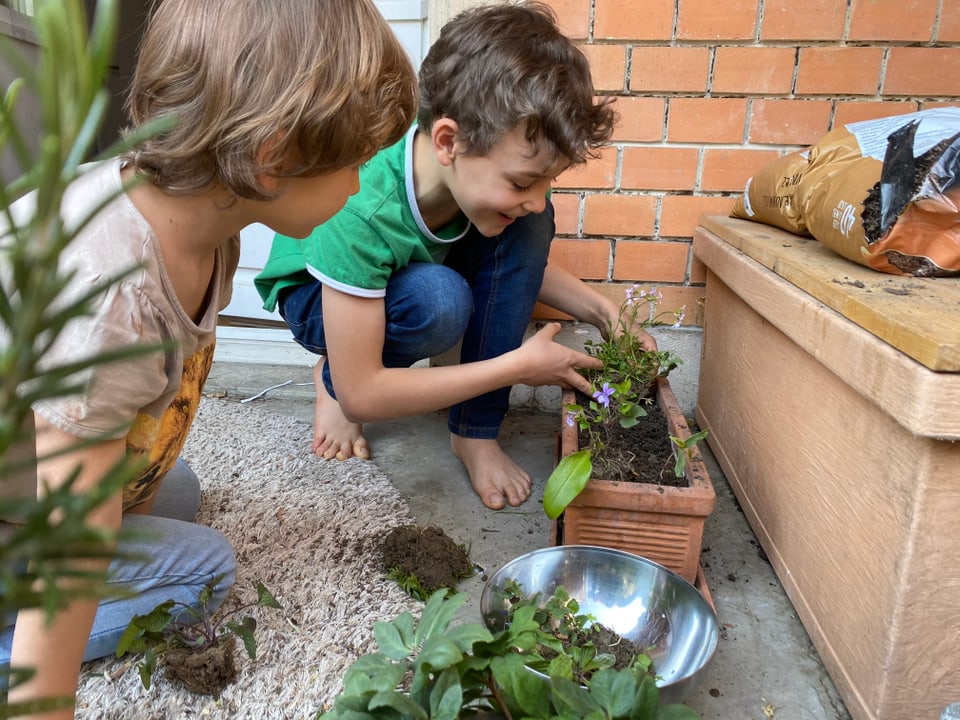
[536,0,960,327]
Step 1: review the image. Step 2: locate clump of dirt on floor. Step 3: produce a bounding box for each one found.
[162,634,238,698]
[380,524,474,597]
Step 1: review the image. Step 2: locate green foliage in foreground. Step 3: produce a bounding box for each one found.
[0,0,170,714]
[320,588,700,720]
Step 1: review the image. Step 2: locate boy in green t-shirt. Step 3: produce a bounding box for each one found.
[256,1,655,510]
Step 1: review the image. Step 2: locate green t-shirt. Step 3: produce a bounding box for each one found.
[255,126,470,310]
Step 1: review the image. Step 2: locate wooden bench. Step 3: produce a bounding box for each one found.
[693,214,960,720]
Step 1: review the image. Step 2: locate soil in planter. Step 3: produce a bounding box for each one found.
[162,634,238,698]
[380,524,474,596]
[578,391,687,488]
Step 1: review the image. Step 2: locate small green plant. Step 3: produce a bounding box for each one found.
[385,567,434,600]
[543,286,704,520]
[320,586,699,720]
[497,579,656,686]
[115,575,281,694]
[665,429,710,482]
[581,286,682,393]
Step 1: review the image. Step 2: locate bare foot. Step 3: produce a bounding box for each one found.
[450,434,531,510]
[312,359,370,461]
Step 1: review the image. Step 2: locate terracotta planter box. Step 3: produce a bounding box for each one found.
[693,214,960,720]
[550,377,716,584]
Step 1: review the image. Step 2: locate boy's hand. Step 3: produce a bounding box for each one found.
[518,323,600,395]
[616,325,658,352]
[608,306,658,352]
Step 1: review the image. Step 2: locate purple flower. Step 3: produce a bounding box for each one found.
[565,414,575,427]
[672,305,686,329]
[592,382,615,408]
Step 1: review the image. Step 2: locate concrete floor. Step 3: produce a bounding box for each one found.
[205,359,852,720]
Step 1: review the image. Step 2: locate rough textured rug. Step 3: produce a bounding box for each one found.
[75,396,422,719]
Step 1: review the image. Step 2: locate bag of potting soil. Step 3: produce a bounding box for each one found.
[730,107,960,277]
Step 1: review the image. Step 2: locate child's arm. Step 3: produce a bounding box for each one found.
[7,416,125,720]
[538,261,657,350]
[321,285,601,423]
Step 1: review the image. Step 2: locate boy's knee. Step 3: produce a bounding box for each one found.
[194,530,237,614]
[208,551,237,611]
[422,273,472,350]
[389,264,472,350]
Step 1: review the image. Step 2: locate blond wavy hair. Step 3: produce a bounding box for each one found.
[125,0,417,200]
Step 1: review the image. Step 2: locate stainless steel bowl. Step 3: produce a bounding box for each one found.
[480,545,718,705]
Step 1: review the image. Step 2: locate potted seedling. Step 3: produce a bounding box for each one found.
[543,286,714,584]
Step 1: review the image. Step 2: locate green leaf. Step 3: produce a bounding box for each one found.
[629,675,660,719]
[114,601,176,656]
[414,590,467,647]
[491,653,551,719]
[137,662,152,691]
[373,616,414,661]
[256,581,282,609]
[593,668,638,718]
[443,621,493,652]
[341,654,405,695]
[551,675,602,717]
[0,695,74,720]
[137,649,158,691]
[673,451,687,479]
[368,689,429,720]
[392,610,416,647]
[655,703,702,720]
[198,579,217,605]
[546,652,575,681]
[543,449,593,520]
[226,617,258,659]
[429,667,463,720]
[413,636,463,672]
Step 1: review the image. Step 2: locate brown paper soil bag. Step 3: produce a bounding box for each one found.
[731,107,960,277]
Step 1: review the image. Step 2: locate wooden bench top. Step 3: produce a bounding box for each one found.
[698,215,960,373]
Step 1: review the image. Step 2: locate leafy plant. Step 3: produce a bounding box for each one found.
[543,286,705,520]
[115,575,281,693]
[581,286,682,394]
[319,587,699,720]
[665,429,710,482]
[496,580,656,686]
[0,0,169,714]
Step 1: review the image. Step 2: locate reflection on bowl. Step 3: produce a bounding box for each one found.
[480,545,718,704]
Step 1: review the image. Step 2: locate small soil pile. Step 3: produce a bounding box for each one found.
[380,524,473,596]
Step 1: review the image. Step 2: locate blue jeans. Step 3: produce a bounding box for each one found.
[0,459,236,670]
[280,203,554,439]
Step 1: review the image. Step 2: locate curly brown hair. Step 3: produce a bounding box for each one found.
[418,1,616,164]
